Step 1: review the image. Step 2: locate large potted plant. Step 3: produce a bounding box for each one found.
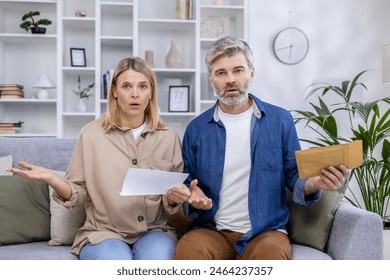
[20,11,52,34]
[292,70,390,227]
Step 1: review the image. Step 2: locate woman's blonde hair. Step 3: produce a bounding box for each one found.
[102,57,165,130]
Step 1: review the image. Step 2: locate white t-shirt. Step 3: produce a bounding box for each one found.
[214,105,253,233]
[132,122,147,141]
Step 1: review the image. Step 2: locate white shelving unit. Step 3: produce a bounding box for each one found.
[0,0,247,138]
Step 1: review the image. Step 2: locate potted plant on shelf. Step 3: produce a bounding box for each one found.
[20,11,52,34]
[291,70,390,228]
[73,75,95,113]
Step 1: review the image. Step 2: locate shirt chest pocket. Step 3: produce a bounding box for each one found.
[143,158,176,172]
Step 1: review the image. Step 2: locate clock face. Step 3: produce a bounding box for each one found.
[273,27,309,65]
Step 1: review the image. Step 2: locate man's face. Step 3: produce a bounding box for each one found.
[209,53,254,106]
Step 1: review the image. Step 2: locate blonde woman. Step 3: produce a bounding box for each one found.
[8,57,189,260]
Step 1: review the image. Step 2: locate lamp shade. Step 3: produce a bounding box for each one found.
[33,74,56,89]
[383,44,390,84]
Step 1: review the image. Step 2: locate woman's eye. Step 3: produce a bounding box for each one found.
[139,84,148,90]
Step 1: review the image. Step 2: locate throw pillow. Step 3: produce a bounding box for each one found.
[0,155,12,175]
[0,175,50,245]
[286,182,347,251]
[48,170,86,246]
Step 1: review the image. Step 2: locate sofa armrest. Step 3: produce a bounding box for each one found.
[326,202,383,259]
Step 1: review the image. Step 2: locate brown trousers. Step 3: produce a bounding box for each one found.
[174,229,291,260]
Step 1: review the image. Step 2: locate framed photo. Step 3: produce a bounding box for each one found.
[168,86,190,112]
[70,48,86,67]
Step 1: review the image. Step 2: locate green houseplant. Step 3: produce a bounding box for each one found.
[20,11,52,34]
[73,75,95,100]
[73,75,94,113]
[292,70,390,227]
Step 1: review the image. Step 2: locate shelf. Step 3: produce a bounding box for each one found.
[101,36,133,47]
[0,33,57,44]
[62,67,96,74]
[139,19,196,31]
[0,0,247,138]
[0,98,57,103]
[62,112,96,117]
[62,17,96,29]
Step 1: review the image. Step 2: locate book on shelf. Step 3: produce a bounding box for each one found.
[0,91,24,99]
[0,84,23,90]
[0,127,21,134]
[101,69,114,100]
[0,120,23,134]
[176,0,194,20]
[0,85,24,99]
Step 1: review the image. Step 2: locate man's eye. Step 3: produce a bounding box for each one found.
[216,72,225,76]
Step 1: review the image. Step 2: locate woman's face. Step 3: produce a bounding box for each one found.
[114,69,152,128]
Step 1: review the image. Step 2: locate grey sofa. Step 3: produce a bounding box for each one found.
[0,137,384,260]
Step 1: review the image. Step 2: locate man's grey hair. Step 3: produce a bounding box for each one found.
[205,36,253,73]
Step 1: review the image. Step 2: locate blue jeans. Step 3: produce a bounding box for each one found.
[79,231,176,260]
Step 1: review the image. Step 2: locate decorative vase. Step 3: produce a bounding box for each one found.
[165,40,182,68]
[77,98,87,113]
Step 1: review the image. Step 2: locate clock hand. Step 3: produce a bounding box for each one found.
[276,44,293,51]
[289,44,294,58]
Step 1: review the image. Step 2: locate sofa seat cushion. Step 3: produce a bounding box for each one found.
[0,242,77,260]
[291,244,332,260]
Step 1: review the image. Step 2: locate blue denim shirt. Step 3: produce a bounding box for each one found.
[181,94,321,255]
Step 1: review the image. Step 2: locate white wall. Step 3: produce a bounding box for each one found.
[247,0,390,211]
[248,0,390,106]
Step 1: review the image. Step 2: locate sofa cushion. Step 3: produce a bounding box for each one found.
[0,175,50,245]
[0,242,77,260]
[286,182,347,251]
[48,171,86,246]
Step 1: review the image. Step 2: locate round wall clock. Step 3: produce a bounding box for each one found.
[273,27,309,65]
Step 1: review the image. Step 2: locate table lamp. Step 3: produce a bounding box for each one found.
[33,74,56,99]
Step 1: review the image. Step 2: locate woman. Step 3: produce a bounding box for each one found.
[7,57,189,260]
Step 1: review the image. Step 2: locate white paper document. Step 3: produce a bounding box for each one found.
[120,168,189,196]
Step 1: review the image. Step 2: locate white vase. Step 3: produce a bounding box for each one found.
[77,98,87,113]
[165,40,182,68]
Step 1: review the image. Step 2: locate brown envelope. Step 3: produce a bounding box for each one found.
[295,140,363,178]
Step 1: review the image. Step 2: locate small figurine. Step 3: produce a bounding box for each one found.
[75,10,86,17]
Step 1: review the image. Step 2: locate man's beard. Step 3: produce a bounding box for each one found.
[213,80,251,106]
[218,90,248,106]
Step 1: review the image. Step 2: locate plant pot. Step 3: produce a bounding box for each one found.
[77,99,87,113]
[31,27,46,34]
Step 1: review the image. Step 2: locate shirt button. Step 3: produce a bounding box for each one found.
[132,159,138,165]
[137,215,144,222]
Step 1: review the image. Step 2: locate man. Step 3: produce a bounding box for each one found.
[168,36,349,260]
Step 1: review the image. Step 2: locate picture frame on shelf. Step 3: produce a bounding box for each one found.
[70,48,86,67]
[168,85,190,112]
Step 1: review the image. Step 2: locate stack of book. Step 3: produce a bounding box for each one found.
[176,0,195,20]
[0,84,24,99]
[0,121,23,134]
